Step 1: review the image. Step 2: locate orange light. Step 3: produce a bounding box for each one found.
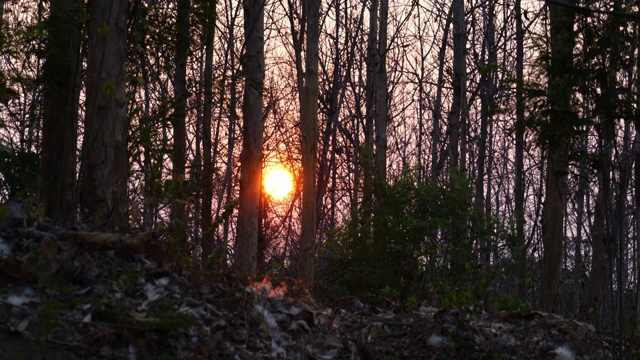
[263,164,294,200]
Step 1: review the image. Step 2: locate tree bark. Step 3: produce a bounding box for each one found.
[235,0,264,276]
[431,6,453,182]
[541,0,575,313]
[80,0,129,232]
[514,0,527,301]
[40,0,81,226]
[172,0,191,254]
[374,0,388,186]
[361,0,378,242]
[201,0,216,266]
[299,0,320,288]
[448,0,466,172]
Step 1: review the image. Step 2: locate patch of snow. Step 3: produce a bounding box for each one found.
[154,276,169,286]
[144,283,160,301]
[6,288,39,306]
[427,334,445,348]
[0,236,10,258]
[255,304,278,329]
[553,345,575,360]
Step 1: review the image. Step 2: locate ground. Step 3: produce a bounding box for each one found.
[0,215,637,359]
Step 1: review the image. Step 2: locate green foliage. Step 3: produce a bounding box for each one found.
[320,169,495,308]
[145,297,197,334]
[97,23,110,37]
[492,293,526,312]
[0,145,39,200]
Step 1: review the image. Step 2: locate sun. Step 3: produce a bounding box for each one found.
[263,164,294,200]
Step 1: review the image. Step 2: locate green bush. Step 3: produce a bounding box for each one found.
[319,169,494,308]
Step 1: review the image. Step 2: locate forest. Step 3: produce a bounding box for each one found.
[1,0,640,346]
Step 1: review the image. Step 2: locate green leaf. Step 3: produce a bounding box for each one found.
[97,23,110,37]
[102,81,116,97]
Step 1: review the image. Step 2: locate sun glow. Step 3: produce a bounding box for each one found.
[263,164,294,200]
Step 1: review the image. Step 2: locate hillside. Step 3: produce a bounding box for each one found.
[0,218,636,359]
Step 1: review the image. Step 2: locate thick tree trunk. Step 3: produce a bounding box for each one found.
[299,0,320,287]
[40,0,81,226]
[80,0,129,232]
[235,0,264,276]
[541,0,575,313]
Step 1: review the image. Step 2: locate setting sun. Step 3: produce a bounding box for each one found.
[263,164,294,200]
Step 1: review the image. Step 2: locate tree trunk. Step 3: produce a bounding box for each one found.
[589,170,606,322]
[514,0,527,301]
[172,0,191,254]
[541,0,575,313]
[235,0,264,276]
[361,0,378,242]
[80,0,129,232]
[431,6,453,182]
[40,0,81,226]
[374,0,388,187]
[201,0,216,266]
[474,2,495,268]
[299,0,320,288]
[448,0,465,172]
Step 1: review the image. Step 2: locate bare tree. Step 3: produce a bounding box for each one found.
[299,0,320,287]
[514,0,527,301]
[235,0,265,275]
[201,0,216,265]
[448,0,466,173]
[172,0,191,251]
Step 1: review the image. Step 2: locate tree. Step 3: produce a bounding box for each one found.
[541,0,576,313]
[448,0,466,173]
[514,0,527,301]
[79,0,129,232]
[200,0,216,266]
[299,0,320,287]
[374,0,388,187]
[235,0,264,276]
[40,0,81,225]
[172,0,191,253]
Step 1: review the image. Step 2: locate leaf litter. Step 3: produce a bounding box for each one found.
[0,217,638,359]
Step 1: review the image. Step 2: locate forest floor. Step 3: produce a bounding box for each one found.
[0,212,638,359]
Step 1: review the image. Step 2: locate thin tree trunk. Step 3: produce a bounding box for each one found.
[362,0,379,242]
[448,0,465,172]
[172,0,191,253]
[299,0,320,287]
[374,0,388,187]
[474,2,495,267]
[514,0,527,301]
[235,0,264,276]
[201,0,216,266]
[431,6,453,182]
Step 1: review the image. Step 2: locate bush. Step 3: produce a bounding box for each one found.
[319,169,495,308]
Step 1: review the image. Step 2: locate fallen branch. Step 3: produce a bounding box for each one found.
[57,229,164,252]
